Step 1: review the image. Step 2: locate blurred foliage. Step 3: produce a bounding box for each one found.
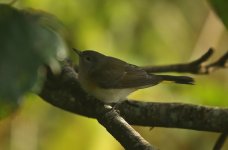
[0,0,227,150]
[0,4,68,118]
[209,0,228,28]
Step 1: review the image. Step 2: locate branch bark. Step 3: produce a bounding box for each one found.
[117,101,228,132]
[39,48,228,149]
[40,65,228,132]
[98,108,156,150]
[40,64,156,149]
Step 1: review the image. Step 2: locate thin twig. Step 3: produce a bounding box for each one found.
[190,47,214,66]
[213,132,228,150]
[206,51,228,73]
[142,48,228,74]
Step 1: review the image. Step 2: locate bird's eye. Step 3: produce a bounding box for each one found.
[85,56,91,61]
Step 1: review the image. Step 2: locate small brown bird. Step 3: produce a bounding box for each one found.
[73,49,194,103]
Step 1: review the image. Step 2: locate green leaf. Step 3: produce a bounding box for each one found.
[209,0,228,28]
[0,4,68,118]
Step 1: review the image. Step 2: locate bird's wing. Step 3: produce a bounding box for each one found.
[91,58,162,89]
[111,64,162,88]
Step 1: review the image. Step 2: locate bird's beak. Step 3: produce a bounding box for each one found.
[72,48,81,56]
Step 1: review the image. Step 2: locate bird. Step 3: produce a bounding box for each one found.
[73,48,194,103]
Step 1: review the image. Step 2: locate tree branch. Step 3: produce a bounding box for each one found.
[39,49,228,149]
[142,48,228,74]
[40,63,228,132]
[40,64,156,149]
[97,108,156,150]
[116,100,228,132]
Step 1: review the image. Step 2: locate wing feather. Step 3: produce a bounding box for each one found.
[90,57,162,89]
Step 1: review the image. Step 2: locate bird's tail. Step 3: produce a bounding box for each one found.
[158,75,194,85]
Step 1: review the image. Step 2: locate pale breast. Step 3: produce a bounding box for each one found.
[91,87,136,103]
[79,74,135,103]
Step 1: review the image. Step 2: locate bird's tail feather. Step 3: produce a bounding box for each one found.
[158,75,194,85]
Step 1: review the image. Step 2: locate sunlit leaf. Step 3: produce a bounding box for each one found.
[0,4,68,118]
